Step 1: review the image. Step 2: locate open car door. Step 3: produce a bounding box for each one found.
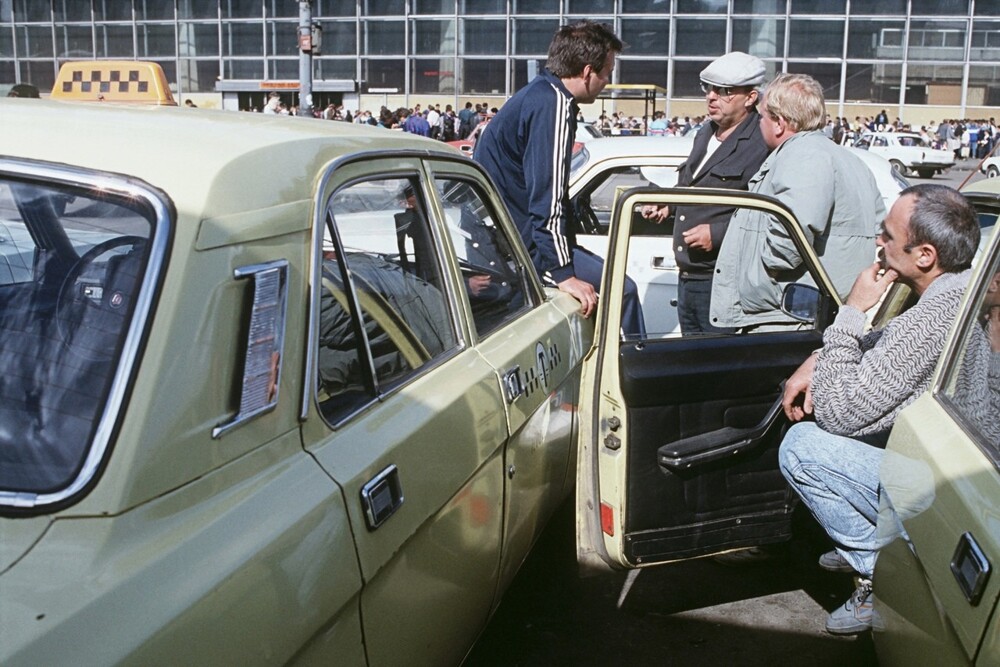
[577,187,844,572]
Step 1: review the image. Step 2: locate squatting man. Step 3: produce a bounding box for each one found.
[778,184,982,634]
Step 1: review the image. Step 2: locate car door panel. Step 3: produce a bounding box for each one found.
[618,333,818,562]
[482,290,590,596]
[578,188,841,570]
[426,161,594,601]
[300,156,509,667]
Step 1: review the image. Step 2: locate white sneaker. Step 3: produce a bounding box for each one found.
[826,578,873,634]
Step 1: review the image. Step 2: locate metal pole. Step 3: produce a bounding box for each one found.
[298,0,314,117]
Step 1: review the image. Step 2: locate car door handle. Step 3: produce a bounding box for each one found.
[361,464,404,531]
[657,384,785,471]
[650,256,674,270]
[951,532,991,605]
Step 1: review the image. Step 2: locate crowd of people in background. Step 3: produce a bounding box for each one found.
[822,111,998,159]
[242,90,999,162]
[247,90,497,143]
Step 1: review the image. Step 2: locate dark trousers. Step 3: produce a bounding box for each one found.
[571,247,645,337]
[678,275,735,335]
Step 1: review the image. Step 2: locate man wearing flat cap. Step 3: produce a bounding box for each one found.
[710,73,884,331]
[642,51,771,334]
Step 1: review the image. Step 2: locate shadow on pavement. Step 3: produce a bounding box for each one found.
[465,502,878,667]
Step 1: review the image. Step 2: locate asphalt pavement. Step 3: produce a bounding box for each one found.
[464,157,991,667]
[464,502,877,667]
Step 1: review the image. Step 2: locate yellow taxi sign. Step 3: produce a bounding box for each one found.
[51,60,176,106]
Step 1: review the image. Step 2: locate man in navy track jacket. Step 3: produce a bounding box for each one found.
[474,20,644,336]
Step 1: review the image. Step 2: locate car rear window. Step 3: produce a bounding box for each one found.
[0,174,158,505]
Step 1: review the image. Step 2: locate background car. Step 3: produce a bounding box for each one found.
[853,130,955,179]
[0,98,591,665]
[979,154,1000,179]
[569,135,907,334]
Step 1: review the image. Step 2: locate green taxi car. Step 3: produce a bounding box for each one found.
[0,99,591,665]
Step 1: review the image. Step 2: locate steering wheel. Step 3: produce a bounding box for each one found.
[458,258,511,284]
[55,235,146,362]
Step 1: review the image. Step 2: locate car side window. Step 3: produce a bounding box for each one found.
[574,166,678,236]
[435,177,529,338]
[0,176,157,499]
[619,198,849,339]
[938,251,1000,457]
[316,177,457,425]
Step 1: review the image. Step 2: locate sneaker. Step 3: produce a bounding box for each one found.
[818,549,855,573]
[712,546,776,566]
[826,578,873,634]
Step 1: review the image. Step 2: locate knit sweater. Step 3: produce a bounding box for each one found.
[813,269,971,437]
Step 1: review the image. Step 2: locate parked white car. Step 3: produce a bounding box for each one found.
[979,154,1000,178]
[853,131,955,179]
[569,135,907,333]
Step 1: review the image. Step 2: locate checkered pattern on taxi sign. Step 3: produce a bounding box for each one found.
[62,68,150,95]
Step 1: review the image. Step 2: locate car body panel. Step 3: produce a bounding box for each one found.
[2,432,367,666]
[0,99,589,664]
[575,187,842,571]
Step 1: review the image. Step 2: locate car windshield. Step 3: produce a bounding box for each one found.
[0,177,155,499]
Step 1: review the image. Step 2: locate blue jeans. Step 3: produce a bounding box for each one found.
[779,422,884,578]
[571,246,645,337]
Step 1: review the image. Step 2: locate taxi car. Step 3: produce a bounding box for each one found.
[853,130,955,179]
[0,98,591,665]
[569,135,907,333]
[874,181,999,665]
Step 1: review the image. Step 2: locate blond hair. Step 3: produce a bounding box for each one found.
[761,73,826,132]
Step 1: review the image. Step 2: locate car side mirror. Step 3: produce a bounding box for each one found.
[781,283,821,323]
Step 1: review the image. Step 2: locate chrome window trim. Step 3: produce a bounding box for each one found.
[0,157,172,510]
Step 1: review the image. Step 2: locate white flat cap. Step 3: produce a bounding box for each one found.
[700,51,766,88]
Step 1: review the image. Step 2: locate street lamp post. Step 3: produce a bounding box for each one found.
[298,0,314,117]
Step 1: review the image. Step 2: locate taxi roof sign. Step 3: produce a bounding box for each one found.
[51,60,176,106]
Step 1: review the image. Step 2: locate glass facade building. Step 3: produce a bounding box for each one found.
[2,0,999,119]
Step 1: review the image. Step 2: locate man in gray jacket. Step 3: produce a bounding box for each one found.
[710,73,884,331]
[778,184,981,635]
